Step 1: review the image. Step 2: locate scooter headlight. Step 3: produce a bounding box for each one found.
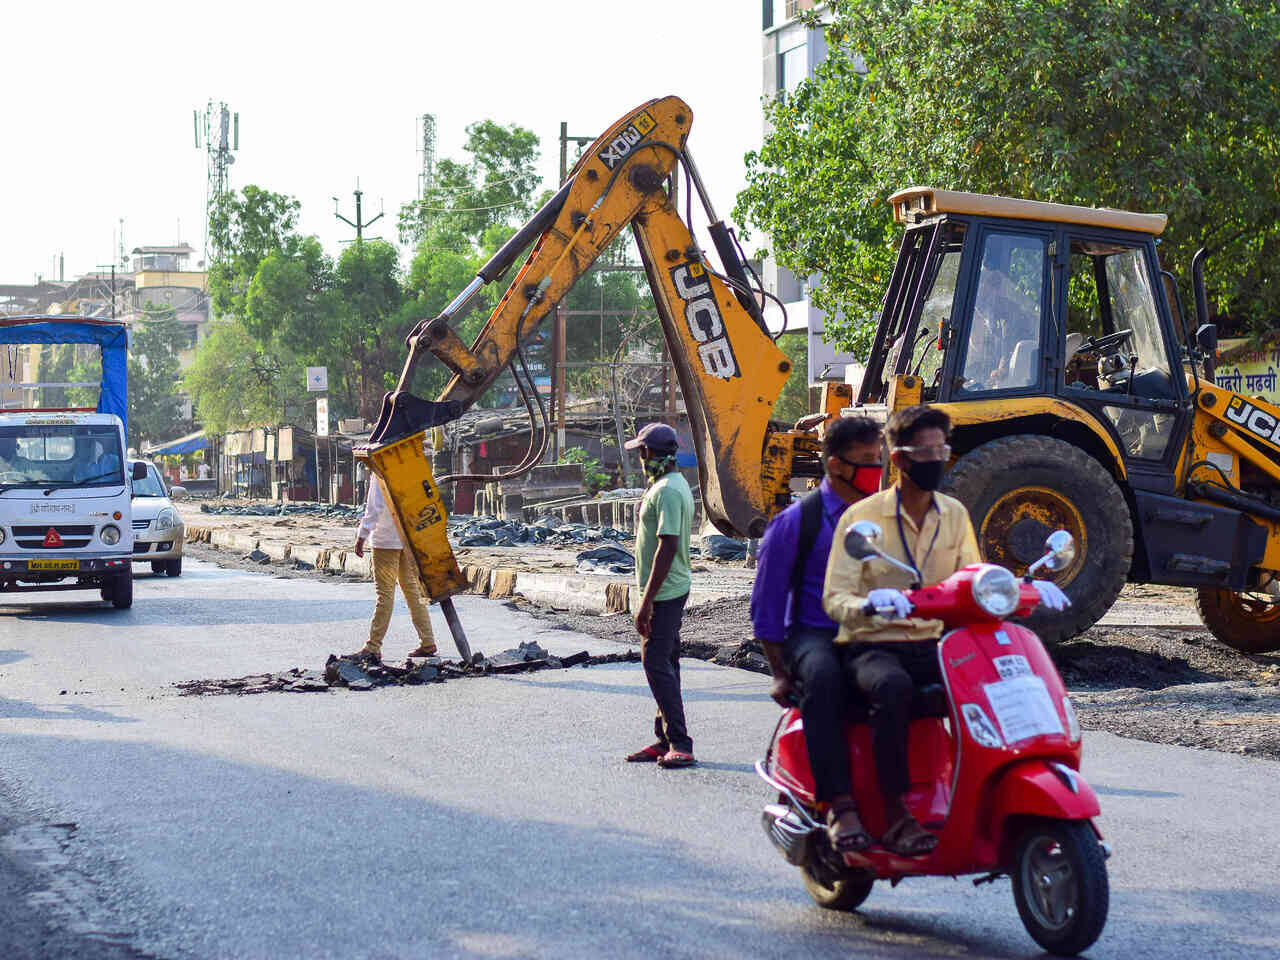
[1062,696,1082,742]
[100,524,121,546]
[971,564,1019,617]
[960,703,1004,748]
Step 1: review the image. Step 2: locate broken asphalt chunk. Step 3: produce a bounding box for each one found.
[560,650,591,667]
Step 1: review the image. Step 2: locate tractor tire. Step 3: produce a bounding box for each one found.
[942,435,1133,644]
[1194,588,1280,654]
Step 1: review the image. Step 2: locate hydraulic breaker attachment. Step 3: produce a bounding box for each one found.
[355,435,472,662]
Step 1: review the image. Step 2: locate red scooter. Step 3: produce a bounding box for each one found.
[757,525,1109,956]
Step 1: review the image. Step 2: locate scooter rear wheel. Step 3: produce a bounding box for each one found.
[1011,819,1108,955]
[801,860,874,912]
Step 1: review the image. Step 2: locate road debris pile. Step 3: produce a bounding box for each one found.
[174,642,641,697]
[200,501,364,521]
[449,514,632,548]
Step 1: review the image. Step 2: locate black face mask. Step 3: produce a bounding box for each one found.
[905,459,945,492]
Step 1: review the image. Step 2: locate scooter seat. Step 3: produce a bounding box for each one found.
[843,684,949,724]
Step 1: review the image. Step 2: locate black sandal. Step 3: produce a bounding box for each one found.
[881,814,938,856]
[826,799,873,853]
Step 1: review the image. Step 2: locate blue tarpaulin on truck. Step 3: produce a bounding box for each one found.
[0,317,129,439]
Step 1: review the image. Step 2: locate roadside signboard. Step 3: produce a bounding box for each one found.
[316,397,329,437]
[306,367,328,392]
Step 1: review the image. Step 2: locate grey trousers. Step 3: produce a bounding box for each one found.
[641,593,692,753]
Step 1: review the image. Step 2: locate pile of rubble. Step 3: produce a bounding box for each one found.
[174,641,641,696]
[449,514,632,547]
[199,501,364,521]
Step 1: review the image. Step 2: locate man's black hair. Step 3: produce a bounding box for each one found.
[886,404,952,449]
[824,416,882,461]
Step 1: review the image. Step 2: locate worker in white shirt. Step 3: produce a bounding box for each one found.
[348,477,438,663]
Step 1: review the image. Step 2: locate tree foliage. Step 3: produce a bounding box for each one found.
[735,0,1280,351]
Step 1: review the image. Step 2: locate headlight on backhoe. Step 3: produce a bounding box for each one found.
[100,525,121,546]
[155,508,179,532]
[971,565,1019,617]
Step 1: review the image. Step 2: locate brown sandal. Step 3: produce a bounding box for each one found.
[881,814,938,856]
[826,800,873,853]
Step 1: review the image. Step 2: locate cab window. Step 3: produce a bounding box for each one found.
[958,232,1047,393]
[1064,240,1174,402]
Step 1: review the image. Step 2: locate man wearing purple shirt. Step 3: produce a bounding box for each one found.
[753,416,884,852]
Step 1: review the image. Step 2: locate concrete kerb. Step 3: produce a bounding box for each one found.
[191,533,749,613]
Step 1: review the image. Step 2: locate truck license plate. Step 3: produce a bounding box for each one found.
[29,559,80,571]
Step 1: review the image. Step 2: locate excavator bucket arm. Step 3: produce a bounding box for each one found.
[364,95,818,539]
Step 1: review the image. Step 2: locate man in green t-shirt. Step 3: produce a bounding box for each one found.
[624,422,696,769]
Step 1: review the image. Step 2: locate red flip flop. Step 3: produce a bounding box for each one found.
[657,750,696,768]
[625,744,667,763]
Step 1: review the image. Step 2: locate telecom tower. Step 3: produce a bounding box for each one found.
[417,114,437,199]
[194,100,239,265]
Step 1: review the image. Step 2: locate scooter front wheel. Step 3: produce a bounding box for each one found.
[1011,819,1108,955]
[802,861,874,912]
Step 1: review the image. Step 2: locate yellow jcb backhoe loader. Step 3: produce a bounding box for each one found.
[850,187,1280,653]
[357,95,826,604]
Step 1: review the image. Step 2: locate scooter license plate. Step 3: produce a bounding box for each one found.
[29,559,80,571]
[984,675,1064,744]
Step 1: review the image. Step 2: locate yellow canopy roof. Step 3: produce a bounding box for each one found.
[888,187,1167,236]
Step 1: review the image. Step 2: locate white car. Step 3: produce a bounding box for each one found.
[128,459,186,576]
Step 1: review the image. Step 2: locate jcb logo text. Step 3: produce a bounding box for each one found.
[670,262,740,380]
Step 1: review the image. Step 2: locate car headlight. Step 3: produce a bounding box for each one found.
[960,703,1004,748]
[1062,696,1081,742]
[100,525,121,546]
[0,528,6,545]
[971,564,1019,617]
[155,508,179,532]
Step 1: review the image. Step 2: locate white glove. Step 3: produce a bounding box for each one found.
[1033,580,1071,611]
[867,588,913,619]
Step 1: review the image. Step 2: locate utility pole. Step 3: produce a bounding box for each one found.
[553,122,595,461]
[333,180,384,245]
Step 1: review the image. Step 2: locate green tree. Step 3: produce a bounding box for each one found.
[399,120,542,246]
[735,0,1280,350]
[182,319,307,435]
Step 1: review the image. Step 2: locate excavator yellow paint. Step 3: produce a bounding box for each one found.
[358,435,466,601]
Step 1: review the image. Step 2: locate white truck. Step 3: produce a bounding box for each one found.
[0,412,145,608]
[0,316,145,608]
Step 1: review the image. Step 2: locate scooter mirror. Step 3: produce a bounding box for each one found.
[1041,530,1076,571]
[844,521,884,560]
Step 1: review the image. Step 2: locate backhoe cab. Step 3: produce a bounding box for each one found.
[856,186,1280,653]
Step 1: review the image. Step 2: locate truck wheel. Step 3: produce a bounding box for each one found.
[1194,588,1280,653]
[110,571,133,609]
[943,435,1132,644]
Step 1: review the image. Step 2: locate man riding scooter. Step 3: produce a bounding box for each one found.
[823,404,1069,855]
[752,416,884,855]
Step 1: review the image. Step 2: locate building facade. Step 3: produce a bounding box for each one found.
[759,1,861,387]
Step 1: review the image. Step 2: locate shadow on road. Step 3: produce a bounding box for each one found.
[7,595,367,629]
[0,696,136,725]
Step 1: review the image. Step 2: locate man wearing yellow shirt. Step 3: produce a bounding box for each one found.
[823,405,1068,855]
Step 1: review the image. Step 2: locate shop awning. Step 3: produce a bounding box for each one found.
[145,429,208,456]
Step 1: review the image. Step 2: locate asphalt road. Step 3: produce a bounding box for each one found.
[0,559,1277,959]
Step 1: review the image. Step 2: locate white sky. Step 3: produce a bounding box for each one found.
[3,0,765,284]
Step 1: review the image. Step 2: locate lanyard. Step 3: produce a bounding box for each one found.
[895,488,940,587]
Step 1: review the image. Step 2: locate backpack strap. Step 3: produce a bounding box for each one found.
[791,488,827,594]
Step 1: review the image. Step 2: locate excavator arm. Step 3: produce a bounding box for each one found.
[366,95,820,538]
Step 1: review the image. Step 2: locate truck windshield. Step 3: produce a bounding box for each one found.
[0,424,124,489]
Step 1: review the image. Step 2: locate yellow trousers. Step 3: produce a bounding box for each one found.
[368,547,436,653]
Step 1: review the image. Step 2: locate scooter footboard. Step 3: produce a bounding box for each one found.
[992,759,1100,844]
